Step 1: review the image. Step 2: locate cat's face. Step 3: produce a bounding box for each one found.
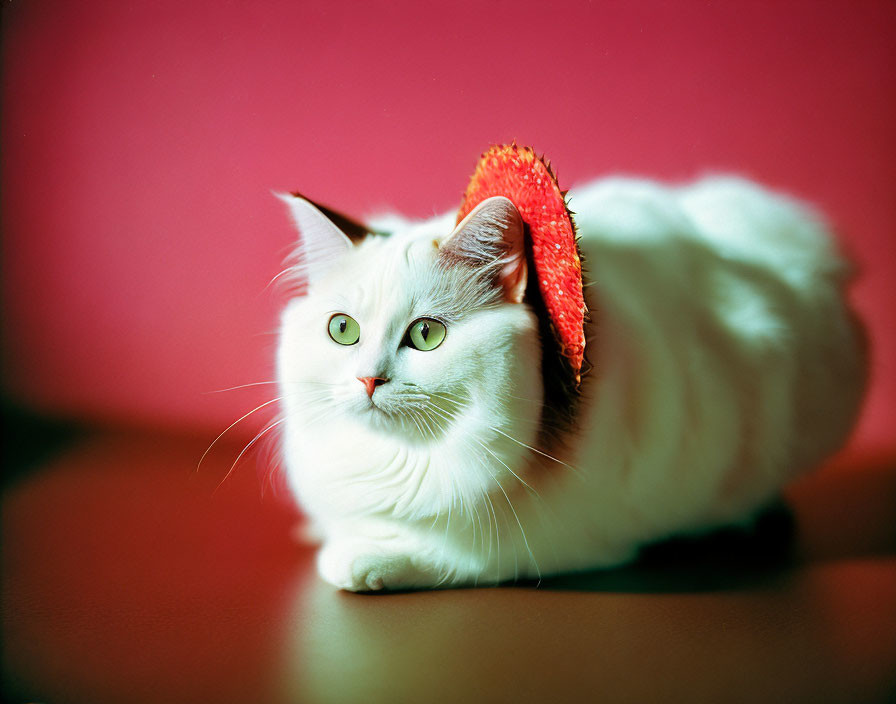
[277,196,542,442]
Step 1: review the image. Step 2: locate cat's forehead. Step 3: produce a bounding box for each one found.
[353,228,439,284]
[312,226,442,316]
[363,226,440,265]
[306,213,501,325]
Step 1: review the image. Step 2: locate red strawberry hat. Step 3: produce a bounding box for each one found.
[457,144,587,387]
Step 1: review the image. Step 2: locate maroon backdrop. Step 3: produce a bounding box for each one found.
[2,0,894,453]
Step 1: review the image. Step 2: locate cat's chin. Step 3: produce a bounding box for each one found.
[360,412,410,438]
[358,398,401,427]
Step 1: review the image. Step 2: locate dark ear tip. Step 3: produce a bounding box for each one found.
[286,193,373,244]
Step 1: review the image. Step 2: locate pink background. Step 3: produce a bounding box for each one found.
[2,0,894,451]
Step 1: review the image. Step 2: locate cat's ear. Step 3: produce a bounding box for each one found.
[285,191,376,243]
[276,192,354,283]
[441,196,527,303]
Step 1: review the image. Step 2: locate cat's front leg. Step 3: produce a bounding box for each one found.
[316,527,448,592]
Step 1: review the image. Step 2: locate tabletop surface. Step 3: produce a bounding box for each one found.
[3,430,895,703]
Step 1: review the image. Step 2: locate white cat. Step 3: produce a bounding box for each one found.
[275,176,866,591]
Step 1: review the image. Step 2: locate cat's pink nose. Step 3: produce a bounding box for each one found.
[357,376,388,398]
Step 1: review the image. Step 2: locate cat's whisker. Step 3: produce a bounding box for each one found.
[255,418,287,499]
[486,425,584,478]
[429,391,566,455]
[497,389,552,409]
[213,418,287,494]
[406,408,428,441]
[266,267,296,291]
[491,481,526,585]
[426,390,469,409]
[204,381,280,394]
[198,397,283,474]
[422,395,462,417]
[466,435,555,584]
[470,490,489,579]
[416,411,434,442]
[422,404,461,439]
[473,438,540,498]
[419,409,441,443]
[439,494,453,577]
[422,411,443,429]
[484,488,500,579]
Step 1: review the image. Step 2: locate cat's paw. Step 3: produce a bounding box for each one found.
[317,540,439,592]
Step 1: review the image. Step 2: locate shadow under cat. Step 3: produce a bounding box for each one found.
[534,500,797,594]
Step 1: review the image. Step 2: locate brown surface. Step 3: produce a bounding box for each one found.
[3,431,896,703]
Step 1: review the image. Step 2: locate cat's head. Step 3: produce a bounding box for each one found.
[275,194,543,448]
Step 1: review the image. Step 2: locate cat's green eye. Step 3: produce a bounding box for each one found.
[406,318,446,351]
[328,314,360,345]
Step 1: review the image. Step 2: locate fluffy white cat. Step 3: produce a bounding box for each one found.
[275,176,865,591]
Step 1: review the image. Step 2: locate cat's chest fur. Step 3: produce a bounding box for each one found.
[283,414,523,521]
[279,359,544,525]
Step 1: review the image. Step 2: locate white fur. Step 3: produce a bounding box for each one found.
[276,176,865,591]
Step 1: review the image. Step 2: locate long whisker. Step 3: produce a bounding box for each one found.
[266,267,296,291]
[197,397,283,473]
[204,381,280,394]
[493,478,540,585]
[484,487,500,580]
[406,408,428,440]
[501,391,548,405]
[431,385,579,471]
[424,404,461,440]
[214,418,287,494]
[487,425,582,476]
[418,408,441,442]
[438,493,453,582]
[474,438,540,497]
